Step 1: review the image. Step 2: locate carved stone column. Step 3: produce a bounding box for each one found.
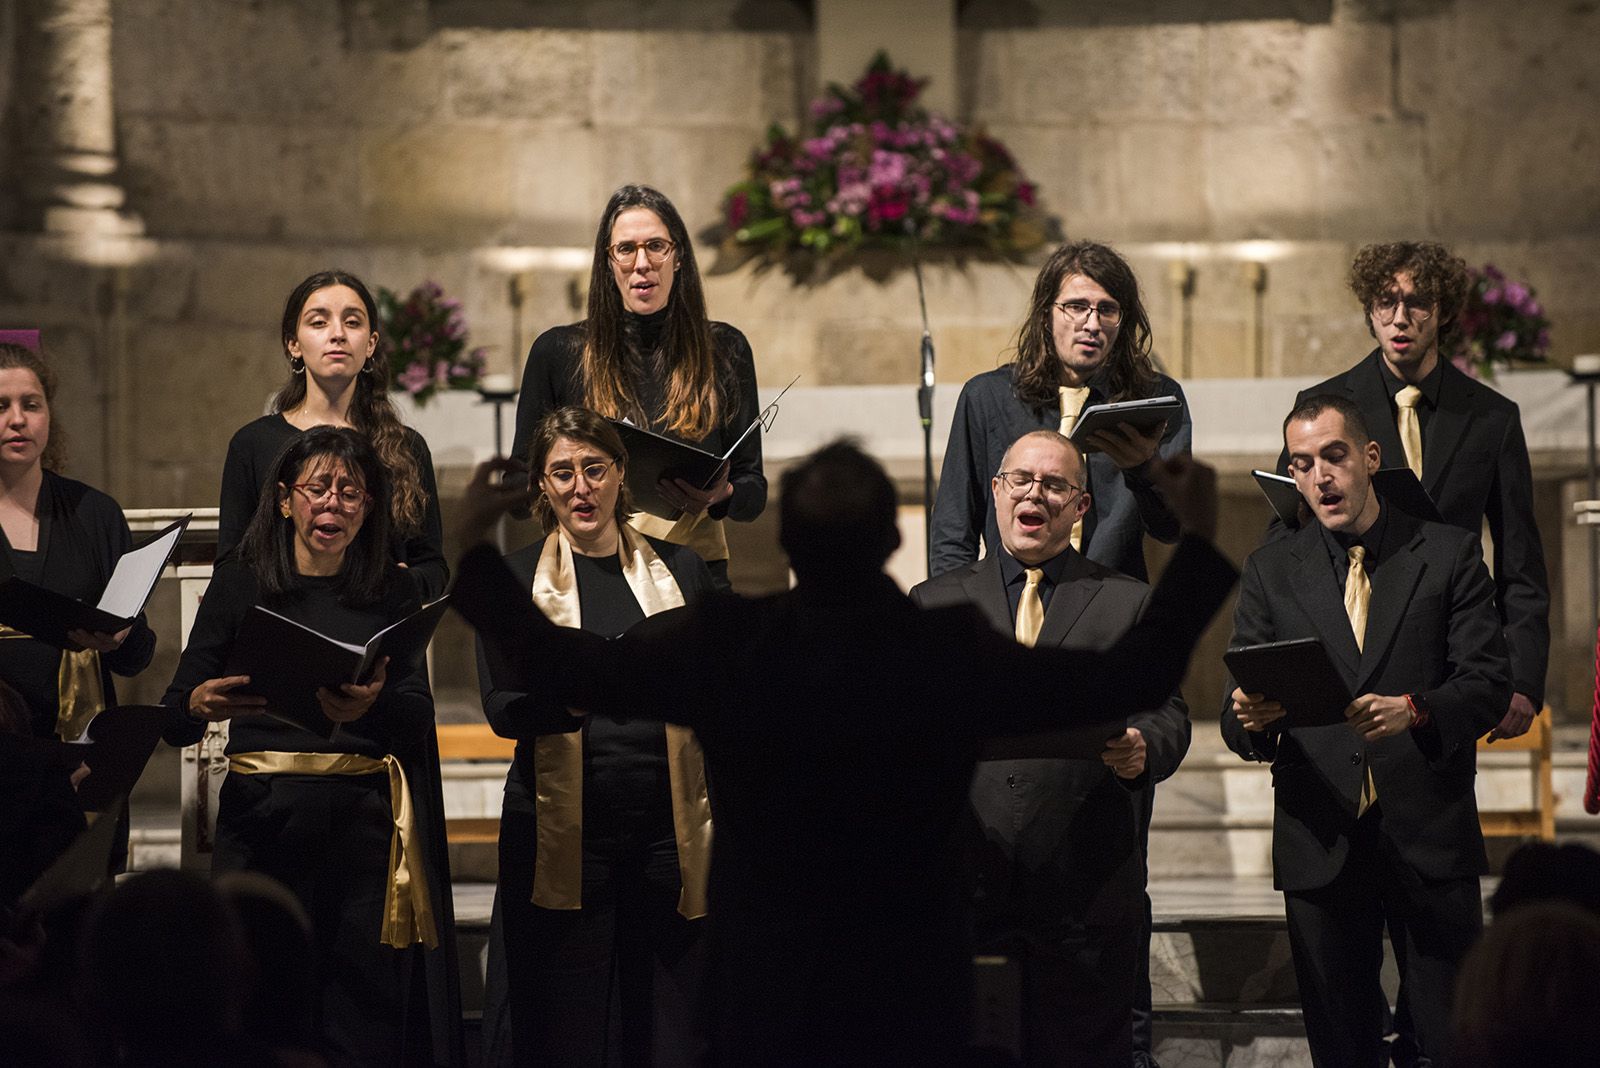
[13,0,141,235]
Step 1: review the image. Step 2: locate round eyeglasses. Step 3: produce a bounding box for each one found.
[1054,299,1123,327]
[543,460,617,490]
[1371,294,1434,325]
[608,238,676,267]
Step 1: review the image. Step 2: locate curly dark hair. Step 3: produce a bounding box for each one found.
[1010,241,1158,411]
[0,342,67,471]
[1347,242,1470,349]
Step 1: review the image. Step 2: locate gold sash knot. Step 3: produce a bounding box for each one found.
[228,750,438,949]
[0,623,105,741]
[528,525,712,919]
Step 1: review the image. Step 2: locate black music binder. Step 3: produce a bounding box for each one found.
[1068,396,1182,454]
[1223,637,1355,728]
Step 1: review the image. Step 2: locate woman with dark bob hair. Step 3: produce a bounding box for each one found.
[217,269,448,599]
[164,426,440,1066]
[511,184,765,591]
[477,406,716,1065]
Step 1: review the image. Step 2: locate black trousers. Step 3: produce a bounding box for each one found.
[1282,808,1482,1068]
[497,804,705,1066]
[214,771,423,1067]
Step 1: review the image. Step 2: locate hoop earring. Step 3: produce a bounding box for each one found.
[361,356,376,376]
[289,355,306,375]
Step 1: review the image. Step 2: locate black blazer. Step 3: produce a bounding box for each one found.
[1277,350,1549,705]
[456,535,1238,1061]
[910,550,1189,929]
[1221,507,1510,892]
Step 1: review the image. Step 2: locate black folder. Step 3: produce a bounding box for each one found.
[16,795,126,920]
[0,516,189,648]
[608,418,763,521]
[1068,396,1182,454]
[1223,638,1355,728]
[70,704,171,812]
[1371,468,1442,523]
[1252,469,1304,526]
[223,596,450,740]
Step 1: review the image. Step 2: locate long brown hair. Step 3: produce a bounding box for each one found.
[272,270,426,536]
[1011,241,1158,409]
[0,342,66,472]
[580,185,722,440]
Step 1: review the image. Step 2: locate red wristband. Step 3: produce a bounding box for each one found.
[1405,693,1429,730]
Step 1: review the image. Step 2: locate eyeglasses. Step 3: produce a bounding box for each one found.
[543,460,617,489]
[996,470,1083,501]
[1371,293,1434,325]
[608,238,676,267]
[292,482,371,510]
[1054,299,1122,327]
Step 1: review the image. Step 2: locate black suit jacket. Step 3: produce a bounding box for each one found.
[457,535,1238,1061]
[1277,349,1549,705]
[1222,508,1510,892]
[910,550,1189,931]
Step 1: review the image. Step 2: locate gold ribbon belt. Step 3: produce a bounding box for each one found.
[0,623,105,741]
[227,751,439,949]
[528,526,713,919]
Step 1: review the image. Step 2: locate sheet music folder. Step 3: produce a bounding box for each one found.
[1068,396,1182,454]
[1223,638,1355,728]
[608,374,799,521]
[0,515,190,648]
[1252,469,1304,526]
[71,704,171,812]
[223,596,450,740]
[1371,468,1442,523]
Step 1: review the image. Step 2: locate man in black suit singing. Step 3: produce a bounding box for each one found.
[1278,241,1547,743]
[455,439,1236,1064]
[912,429,1188,1066]
[1226,394,1510,1068]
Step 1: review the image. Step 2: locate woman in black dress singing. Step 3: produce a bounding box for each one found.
[0,342,154,746]
[164,427,437,1066]
[218,269,447,599]
[476,407,715,1065]
[511,185,765,591]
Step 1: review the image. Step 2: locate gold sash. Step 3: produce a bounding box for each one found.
[529,526,713,919]
[227,750,439,949]
[0,624,105,741]
[628,509,729,564]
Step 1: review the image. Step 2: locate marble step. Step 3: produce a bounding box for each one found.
[1150,1005,1311,1068]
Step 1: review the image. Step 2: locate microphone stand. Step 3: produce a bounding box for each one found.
[909,225,936,578]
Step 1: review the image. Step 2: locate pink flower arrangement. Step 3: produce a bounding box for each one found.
[377,281,488,405]
[1451,264,1552,380]
[720,53,1053,260]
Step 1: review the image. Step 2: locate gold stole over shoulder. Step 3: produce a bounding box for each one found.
[0,624,104,741]
[628,509,729,564]
[227,750,438,949]
[529,527,713,919]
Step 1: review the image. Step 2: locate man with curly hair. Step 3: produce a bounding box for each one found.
[1275,241,1550,1065]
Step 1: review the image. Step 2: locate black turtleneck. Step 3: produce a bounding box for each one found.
[510,314,768,533]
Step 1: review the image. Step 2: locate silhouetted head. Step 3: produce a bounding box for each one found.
[779,439,901,582]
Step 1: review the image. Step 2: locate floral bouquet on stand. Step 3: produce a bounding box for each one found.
[1451,264,1551,380]
[377,281,488,405]
[719,52,1055,265]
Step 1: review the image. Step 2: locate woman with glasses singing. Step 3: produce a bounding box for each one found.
[511,185,765,592]
[475,406,715,1065]
[164,427,440,1066]
[931,240,1191,583]
[217,269,448,600]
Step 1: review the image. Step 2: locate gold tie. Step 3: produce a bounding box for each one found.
[1015,567,1045,648]
[1345,545,1377,814]
[1395,385,1424,481]
[1057,386,1090,550]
